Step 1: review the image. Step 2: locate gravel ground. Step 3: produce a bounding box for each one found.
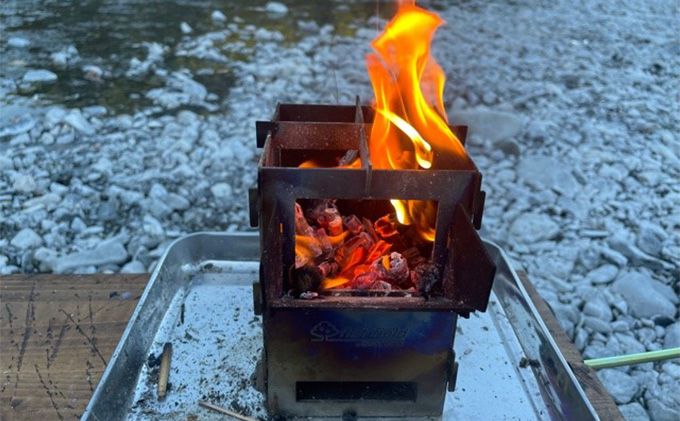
[1,0,678,419]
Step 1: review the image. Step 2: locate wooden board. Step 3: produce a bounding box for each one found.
[0,274,148,421]
[517,271,623,421]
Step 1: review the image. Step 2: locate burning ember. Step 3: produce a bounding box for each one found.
[294,1,467,296]
[293,199,438,296]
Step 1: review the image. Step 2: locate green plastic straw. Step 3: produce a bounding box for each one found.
[584,347,680,370]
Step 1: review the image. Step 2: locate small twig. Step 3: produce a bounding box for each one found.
[198,400,258,421]
[157,343,172,398]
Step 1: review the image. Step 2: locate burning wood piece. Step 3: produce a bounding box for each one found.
[295,203,325,268]
[374,252,411,287]
[363,238,392,264]
[343,215,364,235]
[295,203,315,237]
[308,200,343,236]
[323,213,343,236]
[334,232,374,269]
[295,235,323,268]
[349,252,411,290]
[318,261,339,278]
[362,216,379,242]
[402,247,428,269]
[374,214,399,240]
[289,264,323,298]
[352,270,384,289]
[314,228,333,254]
[352,276,393,294]
[412,263,439,298]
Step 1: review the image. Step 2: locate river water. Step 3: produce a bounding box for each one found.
[0,0,392,113]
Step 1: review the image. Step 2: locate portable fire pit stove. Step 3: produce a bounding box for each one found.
[251,100,496,418]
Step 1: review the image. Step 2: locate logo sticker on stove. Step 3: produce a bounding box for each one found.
[310,321,409,347]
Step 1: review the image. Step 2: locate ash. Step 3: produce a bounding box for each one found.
[1,0,678,418]
[129,278,266,420]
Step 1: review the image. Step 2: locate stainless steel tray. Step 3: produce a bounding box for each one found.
[82,232,598,420]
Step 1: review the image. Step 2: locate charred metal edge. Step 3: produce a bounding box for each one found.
[268,296,474,311]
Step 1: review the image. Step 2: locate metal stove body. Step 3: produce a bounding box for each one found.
[251,101,496,418]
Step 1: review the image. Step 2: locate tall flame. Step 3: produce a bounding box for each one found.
[367,1,467,241]
[366,2,467,241]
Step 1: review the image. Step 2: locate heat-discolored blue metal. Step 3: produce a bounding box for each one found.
[265,308,457,417]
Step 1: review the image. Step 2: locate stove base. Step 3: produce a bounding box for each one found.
[263,308,457,417]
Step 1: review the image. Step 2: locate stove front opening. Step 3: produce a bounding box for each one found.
[291,198,439,298]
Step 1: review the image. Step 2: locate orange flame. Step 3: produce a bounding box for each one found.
[296,2,466,243]
[367,1,467,241]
